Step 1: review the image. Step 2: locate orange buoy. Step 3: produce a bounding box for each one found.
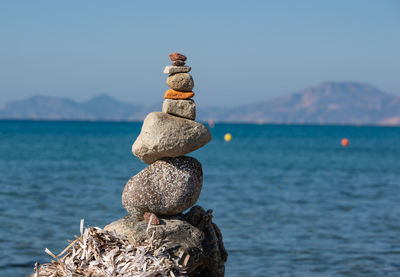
[341,138,349,147]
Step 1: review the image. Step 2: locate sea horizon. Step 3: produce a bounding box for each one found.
[1,118,400,128]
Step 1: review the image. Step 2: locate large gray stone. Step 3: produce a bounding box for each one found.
[166,73,194,92]
[122,156,202,216]
[163,65,191,74]
[104,206,227,277]
[162,99,196,120]
[132,112,211,164]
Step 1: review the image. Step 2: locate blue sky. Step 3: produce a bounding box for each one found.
[0,0,399,107]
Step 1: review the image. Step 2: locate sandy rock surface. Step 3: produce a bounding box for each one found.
[166,73,194,92]
[122,156,203,215]
[132,112,211,164]
[164,65,191,74]
[162,99,196,120]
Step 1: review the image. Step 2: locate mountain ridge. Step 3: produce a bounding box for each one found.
[1,82,400,125]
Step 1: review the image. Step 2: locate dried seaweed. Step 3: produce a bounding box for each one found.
[31,220,187,277]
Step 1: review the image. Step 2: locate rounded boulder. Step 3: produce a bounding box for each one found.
[122,156,203,216]
[132,112,211,164]
[166,73,194,92]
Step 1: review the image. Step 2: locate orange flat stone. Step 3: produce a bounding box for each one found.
[164,89,195,100]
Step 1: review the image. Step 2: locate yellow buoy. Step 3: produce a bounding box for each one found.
[224,133,232,142]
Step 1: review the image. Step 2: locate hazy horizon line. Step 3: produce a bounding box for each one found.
[2,80,398,110]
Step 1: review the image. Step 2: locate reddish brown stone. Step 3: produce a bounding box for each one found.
[164,89,194,100]
[172,60,185,66]
[169,52,187,61]
[143,212,160,225]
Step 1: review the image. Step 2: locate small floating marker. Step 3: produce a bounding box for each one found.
[341,138,349,147]
[224,133,232,142]
[208,120,215,128]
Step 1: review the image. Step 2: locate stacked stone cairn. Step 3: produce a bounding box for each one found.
[105,53,227,276]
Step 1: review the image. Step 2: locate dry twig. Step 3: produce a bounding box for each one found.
[32,220,187,277]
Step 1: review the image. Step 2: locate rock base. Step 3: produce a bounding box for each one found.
[105,206,227,277]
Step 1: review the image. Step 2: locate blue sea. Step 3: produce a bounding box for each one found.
[1,121,400,277]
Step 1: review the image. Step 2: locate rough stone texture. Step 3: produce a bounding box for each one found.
[162,99,196,120]
[143,212,160,225]
[166,73,194,92]
[164,89,194,100]
[132,112,211,164]
[104,206,227,277]
[169,52,187,61]
[172,60,185,66]
[164,65,191,75]
[122,156,203,216]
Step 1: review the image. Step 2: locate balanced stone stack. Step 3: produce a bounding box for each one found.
[105,53,227,276]
[124,52,211,216]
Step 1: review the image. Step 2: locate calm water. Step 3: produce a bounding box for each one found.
[0,121,400,277]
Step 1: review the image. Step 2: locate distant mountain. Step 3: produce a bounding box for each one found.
[0,94,150,121]
[80,94,145,120]
[0,95,87,120]
[1,82,399,125]
[199,82,400,125]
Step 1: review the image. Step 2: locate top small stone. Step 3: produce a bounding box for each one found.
[169,53,187,62]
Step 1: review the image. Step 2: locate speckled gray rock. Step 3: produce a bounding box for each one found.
[132,112,211,164]
[162,99,196,120]
[166,73,194,92]
[122,156,203,216]
[163,65,191,74]
[104,206,227,277]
